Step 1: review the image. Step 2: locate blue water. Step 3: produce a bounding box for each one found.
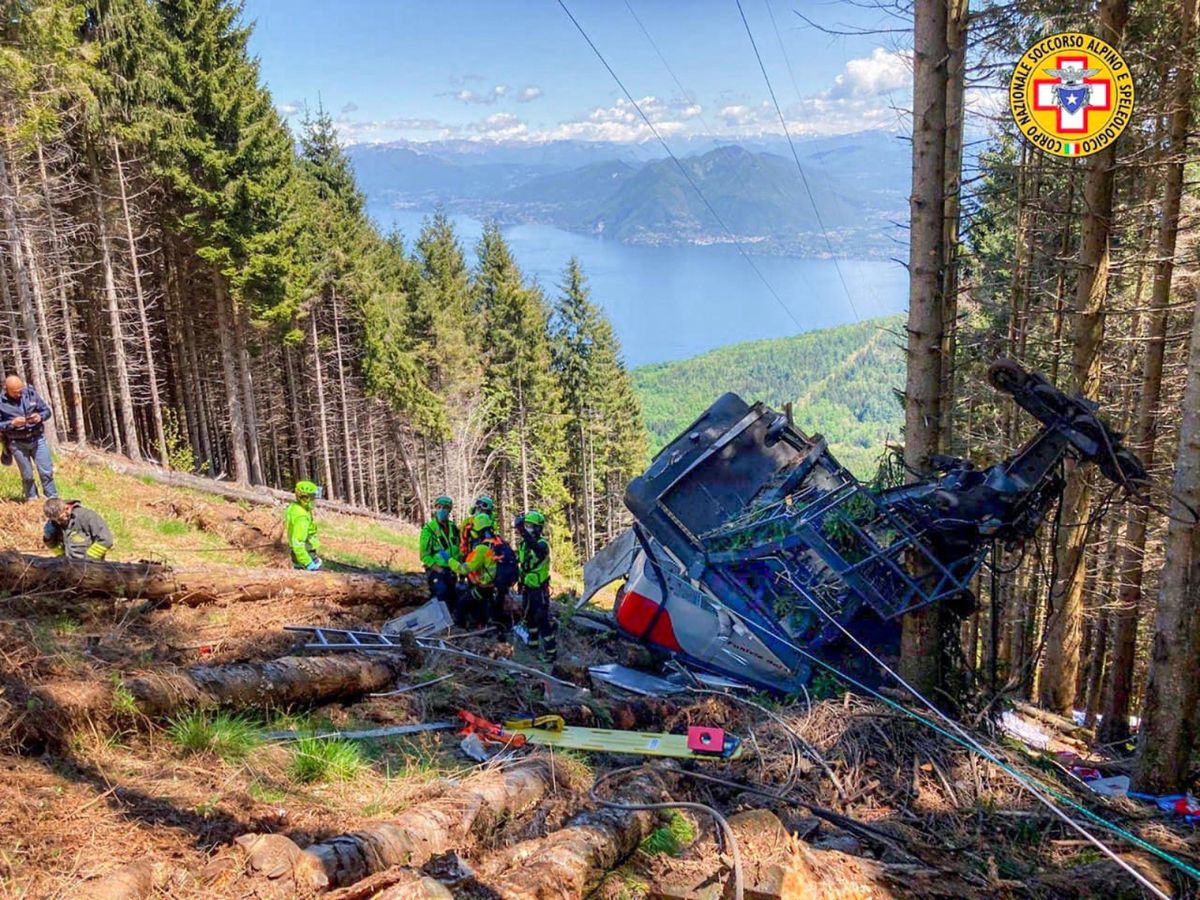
[371,203,909,367]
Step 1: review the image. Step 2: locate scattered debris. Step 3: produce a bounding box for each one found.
[382,598,454,638]
[589,663,685,697]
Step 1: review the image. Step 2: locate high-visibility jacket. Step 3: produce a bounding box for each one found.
[517,536,550,589]
[43,502,113,561]
[285,501,320,567]
[419,518,460,570]
[463,537,497,586]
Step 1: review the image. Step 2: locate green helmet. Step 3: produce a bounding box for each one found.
[295,480,319,497]
[473,512,495,532]
[473,495,495,514]
[434,495,453,509]
[524,509,546,527]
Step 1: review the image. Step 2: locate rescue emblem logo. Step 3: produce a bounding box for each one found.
[1009,32,1134,158]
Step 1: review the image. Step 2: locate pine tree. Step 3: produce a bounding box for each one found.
[552,257,645,560]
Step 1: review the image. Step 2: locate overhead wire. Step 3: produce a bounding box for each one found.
[554,0,807,335]
[735,0,861,321]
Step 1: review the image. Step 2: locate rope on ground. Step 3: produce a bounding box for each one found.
[590,765,744,900]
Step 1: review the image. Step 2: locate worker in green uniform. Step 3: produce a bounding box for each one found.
[286,481,323,570]
[516,510,555,659]
[420,495,462,608]
[42,498,114,561]
[461,512,518,630]
[458,494,496,558]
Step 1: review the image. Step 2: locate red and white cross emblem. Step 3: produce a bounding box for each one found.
[1032,55,1111,134]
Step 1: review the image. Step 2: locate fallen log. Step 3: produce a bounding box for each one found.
[0,551,424,608]
[74,860,163,900]
[240,758,556,893]
[474,769,662,899]
[155,496,285,557]
[23,651,415,741]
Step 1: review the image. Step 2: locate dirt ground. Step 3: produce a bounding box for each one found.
[1,460,1197,899]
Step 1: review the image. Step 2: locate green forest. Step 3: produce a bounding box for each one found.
[634,315,905,476]
[0,0,646,570]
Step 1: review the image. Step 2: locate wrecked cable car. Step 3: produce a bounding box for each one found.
[582,359,1147,694]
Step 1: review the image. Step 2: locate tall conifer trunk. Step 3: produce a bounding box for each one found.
[112,138,167,465]
[1039,0,1130,715]
[900,0,950,695]
[213,274,249,483]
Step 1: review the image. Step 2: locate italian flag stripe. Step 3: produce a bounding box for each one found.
[1062,142,1081,156]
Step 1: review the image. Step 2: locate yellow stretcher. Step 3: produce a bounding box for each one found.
[505,719,743,760]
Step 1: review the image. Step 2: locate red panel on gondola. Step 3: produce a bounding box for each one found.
[615,591,682,653]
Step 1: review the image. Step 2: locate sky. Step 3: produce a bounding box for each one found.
[242,0,915,145]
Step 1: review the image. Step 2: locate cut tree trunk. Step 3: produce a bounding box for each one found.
[0,551,424,608]
[475,769,662,899]
[155,495,285,558]
[22,653,413,742]
[76,859,164,900]
[239,759,555,893]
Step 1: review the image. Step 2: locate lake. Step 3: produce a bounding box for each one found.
[370,203,909,367]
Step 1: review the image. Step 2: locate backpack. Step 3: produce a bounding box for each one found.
[490,538,519,586]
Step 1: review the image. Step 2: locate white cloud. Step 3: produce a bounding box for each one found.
[828,47,911,99]
[465,112,529,139]
[341,101,359,115]
[333,116,453,142]
[276,101,301,116]
[453,84,509,105]
[717,103,770,128]
[516,86,543,103]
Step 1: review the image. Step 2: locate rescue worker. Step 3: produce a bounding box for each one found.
[460,511,518,630]
[286,481,323,570]
[42,498,113,561]
[419,495,462,607]
[458,494,496,558]
[516,510,555,659]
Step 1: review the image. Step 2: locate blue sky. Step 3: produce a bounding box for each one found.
[242,0,914,144]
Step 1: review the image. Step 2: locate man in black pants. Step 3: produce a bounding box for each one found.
[516,510,555,660]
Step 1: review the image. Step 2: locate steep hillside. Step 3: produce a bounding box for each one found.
[633,315,905,476]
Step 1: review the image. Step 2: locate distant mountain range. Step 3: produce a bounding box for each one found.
[632,314,906,477]
[348,133,910,258]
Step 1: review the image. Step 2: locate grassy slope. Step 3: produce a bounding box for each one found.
[0,452,419,570]
[633,315,905,478]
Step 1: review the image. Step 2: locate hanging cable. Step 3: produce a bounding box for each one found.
[554,0,807,335]
[734,0,860,321]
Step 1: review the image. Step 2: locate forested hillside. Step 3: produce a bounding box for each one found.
[0,0,645,571]
[634,316,904,476]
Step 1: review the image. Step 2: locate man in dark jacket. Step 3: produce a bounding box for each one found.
[43,498,114,561]
[0,375,56,501]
